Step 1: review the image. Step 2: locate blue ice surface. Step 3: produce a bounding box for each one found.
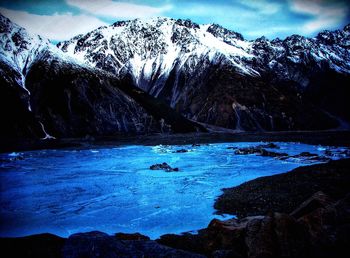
[0,142,347,239]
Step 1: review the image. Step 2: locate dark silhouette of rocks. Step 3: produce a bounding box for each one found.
[158,191,350,258]
[62,231,204,258]
[150,162,179,172]
[233,146,288,157]
[0,233,65,258]
[256,143,279,149]
[114,232,150,241]
[174,149,188,153]
[215,158,350,217]
[232,144,333,162]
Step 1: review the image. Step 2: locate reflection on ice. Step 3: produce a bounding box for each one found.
[0,142,348,239]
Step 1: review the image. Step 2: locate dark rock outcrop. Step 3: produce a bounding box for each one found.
[25,51,163,138]
[285,152,331,162]
[215,158,350,217]
[296,193,350,258]
[233,146,288,157]
[62,231,204,258]
[232,144,332,162]
[174,149,188,153]
[0,57,45,139]
[0,233,65,258]
[150,162,179,172]
[158,191,350,258]
[114,232,150,241]
[290,191,334,219]
[256,143,279,149]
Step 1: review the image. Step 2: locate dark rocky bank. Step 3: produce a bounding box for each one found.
[215,158,350,218]
[159,191,350,258]
[1,158,349,258]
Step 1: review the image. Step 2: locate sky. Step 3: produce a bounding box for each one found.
[0,0,349,42]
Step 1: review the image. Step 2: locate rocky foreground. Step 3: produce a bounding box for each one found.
[215,156,350,217]
[1,158,349,258]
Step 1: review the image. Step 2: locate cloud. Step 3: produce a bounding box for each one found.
[66,0,172,19]
[245,26,294,38]
[237,0,281,15]
[289,0,348,33]
[0,7,108,41]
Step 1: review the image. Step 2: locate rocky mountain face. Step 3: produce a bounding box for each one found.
[57,17,350,132]
[0,14,203,139]
[1,14,349,139]
[0,14,49,138]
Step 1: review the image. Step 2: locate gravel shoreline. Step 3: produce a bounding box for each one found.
[214,158,350,218]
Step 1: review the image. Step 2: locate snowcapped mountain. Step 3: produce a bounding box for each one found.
[0,14,51,75]
[57,17,260,100]
[0,14,203,139]
[57,17,350,131]
[58,18,259,79]
[57,17,350,86]
[1,14,350,139]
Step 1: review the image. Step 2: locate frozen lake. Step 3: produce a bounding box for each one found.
[0,142,348,239]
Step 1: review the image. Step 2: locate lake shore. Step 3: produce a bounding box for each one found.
[214,158,350,217]
[1,130,350,153]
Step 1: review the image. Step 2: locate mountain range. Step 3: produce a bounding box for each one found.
[1,14,349,139]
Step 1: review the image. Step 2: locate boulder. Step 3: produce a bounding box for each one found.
[174,149,188,153]
[288,152,331,162]
[115,232,150,241]
[297,194,350,258]
[234,147,288,158]
[150,162,179,172]
[0,233,65,258]
[290,191,333,219]
[62,231,205,258]
[256,143,279,149]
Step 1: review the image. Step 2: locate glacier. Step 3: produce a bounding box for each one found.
[0,142,348,239]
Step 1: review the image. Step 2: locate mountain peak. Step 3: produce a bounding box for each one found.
[0,13,50,73]
[175,18,200,29]
[207,23,244,41]
[56,16,259,80]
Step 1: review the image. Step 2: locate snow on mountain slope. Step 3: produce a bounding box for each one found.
[0,14,204,138]
[57,17,350,89]
[57,17,260,86]
[0,13,88,114]
[250,28,350,86]
[1,14,349,134]
[0,14,94,78]
[0,14,51,75]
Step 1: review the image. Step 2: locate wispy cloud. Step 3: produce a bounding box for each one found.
[66,0,172,19]
[172,1,289,39]
[237,0,282,15]
[0,7,108,41]
[289,0,349,33]
[0,0,348,41]
[245,26,295,38]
